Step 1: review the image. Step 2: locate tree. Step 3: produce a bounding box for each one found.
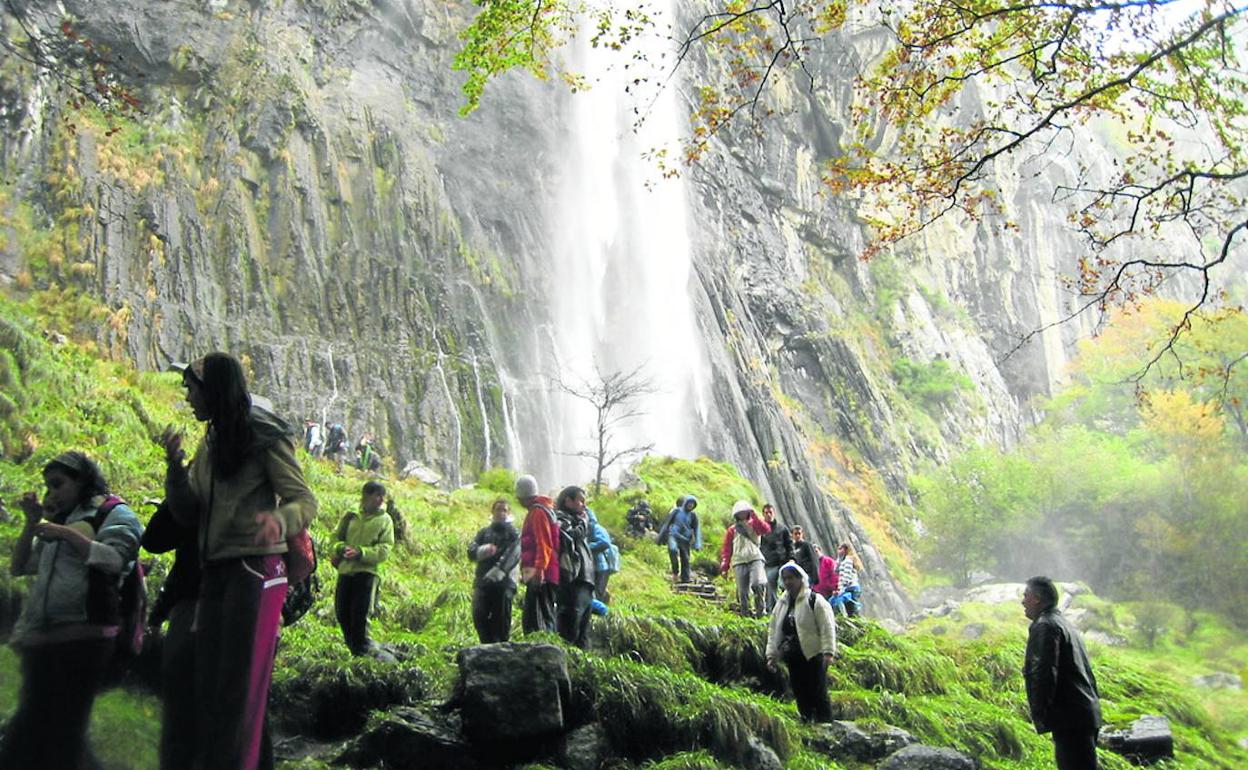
[560,363,656,494]
[454,0,1247,362]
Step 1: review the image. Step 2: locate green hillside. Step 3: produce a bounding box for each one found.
[1,292,1246,769]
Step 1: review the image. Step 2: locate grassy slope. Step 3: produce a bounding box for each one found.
[0,293,1246,770]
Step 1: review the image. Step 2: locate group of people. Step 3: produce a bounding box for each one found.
[303,419,382,472]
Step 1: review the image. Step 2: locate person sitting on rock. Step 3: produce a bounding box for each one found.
[766,562,837,723]
[625,500,654,537]
[719,501,770,617]
[828,542,862,616]
[331,481,395,657]
[468,498,521,643]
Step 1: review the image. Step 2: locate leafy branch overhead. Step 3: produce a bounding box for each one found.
[455,0,1247,364]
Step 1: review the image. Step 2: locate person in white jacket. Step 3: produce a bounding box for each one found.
[765,561,837,722]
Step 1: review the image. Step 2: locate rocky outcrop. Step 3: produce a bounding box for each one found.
[454,642,571,743]
[808,721,918,763]
[1099,715,1175,765]
[878,744,982,770]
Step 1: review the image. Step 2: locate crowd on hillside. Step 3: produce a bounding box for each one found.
[0,350,867,768]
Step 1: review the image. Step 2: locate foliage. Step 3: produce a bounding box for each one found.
[891,357,973,413]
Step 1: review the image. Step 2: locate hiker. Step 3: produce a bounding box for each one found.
[587,507,620,602]
[324,422,349,468]
[719,500,771,618]
[791,525,818,584]
[142,500,201,770]
[759,503,795,611]
[656,494,701,583]
[0,451,143,769]
[303,420,323,457]
[554,486,597,649]
[828,543,862,616]
[331,481,395,657]
[516,474,559,634]
[812,544,839,599]
[625,499,654,537]
[160,353,317,770]
[766,562,837,723]
[1023,576,1102,770]
[468,498,521,643]
[355,434,382,473]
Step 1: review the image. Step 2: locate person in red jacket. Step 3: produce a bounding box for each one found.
[516,474,559,634]
[719,501,771,617]
[813,544,839,599]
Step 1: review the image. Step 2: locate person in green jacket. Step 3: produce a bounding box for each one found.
[332,481,395,656]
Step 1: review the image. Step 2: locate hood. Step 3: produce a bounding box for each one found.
[682,494,698,510]
[250,402,296,450]
[777,560,811,588]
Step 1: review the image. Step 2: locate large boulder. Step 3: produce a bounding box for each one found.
[1099,715,1174,765]
[335,707,484,770]
[456,642,572,743]
[878,744,981,770]
[807,720,917,762]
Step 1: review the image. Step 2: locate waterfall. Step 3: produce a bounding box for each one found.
[459,279,527,470]
[470,352,492,469]
[433,342,463,487]
[544,2,712,484]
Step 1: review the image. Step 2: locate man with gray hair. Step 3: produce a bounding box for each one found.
[516,475,559,634]
[1022,576,1102,770]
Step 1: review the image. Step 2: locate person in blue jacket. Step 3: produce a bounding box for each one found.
[587,507,620,601]
[655,494,702,583]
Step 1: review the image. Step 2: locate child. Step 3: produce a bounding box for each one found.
[332,481,395,656]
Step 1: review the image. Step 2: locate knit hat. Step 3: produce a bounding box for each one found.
[731,500,753,517]
[515,474,539,500]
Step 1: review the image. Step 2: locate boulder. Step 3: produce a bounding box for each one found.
[738,735,783,770]
[878,744,981,770]
[335,707,483,770]
[402,461,443,485]
[558,723,611,770]
[1084,630,1129,647]
[808,720,917,762]
[1192,672,1242,690]
[456,643,571,743]
[1099,715,1174,764]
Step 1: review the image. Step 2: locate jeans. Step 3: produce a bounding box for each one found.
[522,581,557,634]
[668,541,692,582]
[785,650,832,723]
[557,581,595,649]
[734,561,766,617]
[472,584,515,643]
[335,572,378,655]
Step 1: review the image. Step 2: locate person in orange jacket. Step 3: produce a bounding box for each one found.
[516,474,559,634]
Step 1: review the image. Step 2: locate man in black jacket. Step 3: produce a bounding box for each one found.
[759,504,794,612]
[468,499,522,643]
[1023,576,1102,770]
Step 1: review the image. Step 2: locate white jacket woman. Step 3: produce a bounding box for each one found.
[765,562,837,722]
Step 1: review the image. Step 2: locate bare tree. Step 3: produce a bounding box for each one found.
[561,364,656,494]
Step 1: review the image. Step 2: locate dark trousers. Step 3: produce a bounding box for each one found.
[557,581,595,649]
[786,650,832,723]
[472,584,515,643]
[335,572,378,655]
[194,555,286,770]
[522,581,557,634]
[594,571,611,601]
[1053,728,1099,770]
[668,542,691,582]
[160,600,198,770]
[0,636,112,769]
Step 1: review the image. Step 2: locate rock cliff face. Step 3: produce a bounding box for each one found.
[0,0,1113,618]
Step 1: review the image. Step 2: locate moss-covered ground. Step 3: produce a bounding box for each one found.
[0,293,1246,769]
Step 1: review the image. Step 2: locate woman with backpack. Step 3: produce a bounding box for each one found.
[160,353,317,770]
[765,562,837,723]
[0,451,142,768]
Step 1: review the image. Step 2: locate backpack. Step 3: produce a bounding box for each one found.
[89,496,146,660]
[282,529,319,626]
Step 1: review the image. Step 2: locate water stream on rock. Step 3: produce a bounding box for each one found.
[545,3,712,485]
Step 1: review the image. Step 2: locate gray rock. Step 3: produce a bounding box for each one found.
[961,623,986,640]
[336,707,481,770]
[1084,630,1129,647]
[1192,672,1242,690]
[402,461,444,486]
[808,720,917,762]
[1099,715,1174,764]
[877,618,907,635]
[558,723,610,770]
[879,744,981,770]
[456,643,571,743]
[738,735,783,770]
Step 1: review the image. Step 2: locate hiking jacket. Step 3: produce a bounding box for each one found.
[760,521,795,568]
[720,514,770,573]
[587,510,619,576]
[556,506,597,587]
[333,509,395,576]
[793,541,817,581]
[12,497,142,646]
[520,496,560,585]
[766,563,837,662]
[468,520,521,590]
[837,557,860,590]
[165,405,317,564]
[1024,607,1102,734]
[814,556,839,598]
[656,495,702,550]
